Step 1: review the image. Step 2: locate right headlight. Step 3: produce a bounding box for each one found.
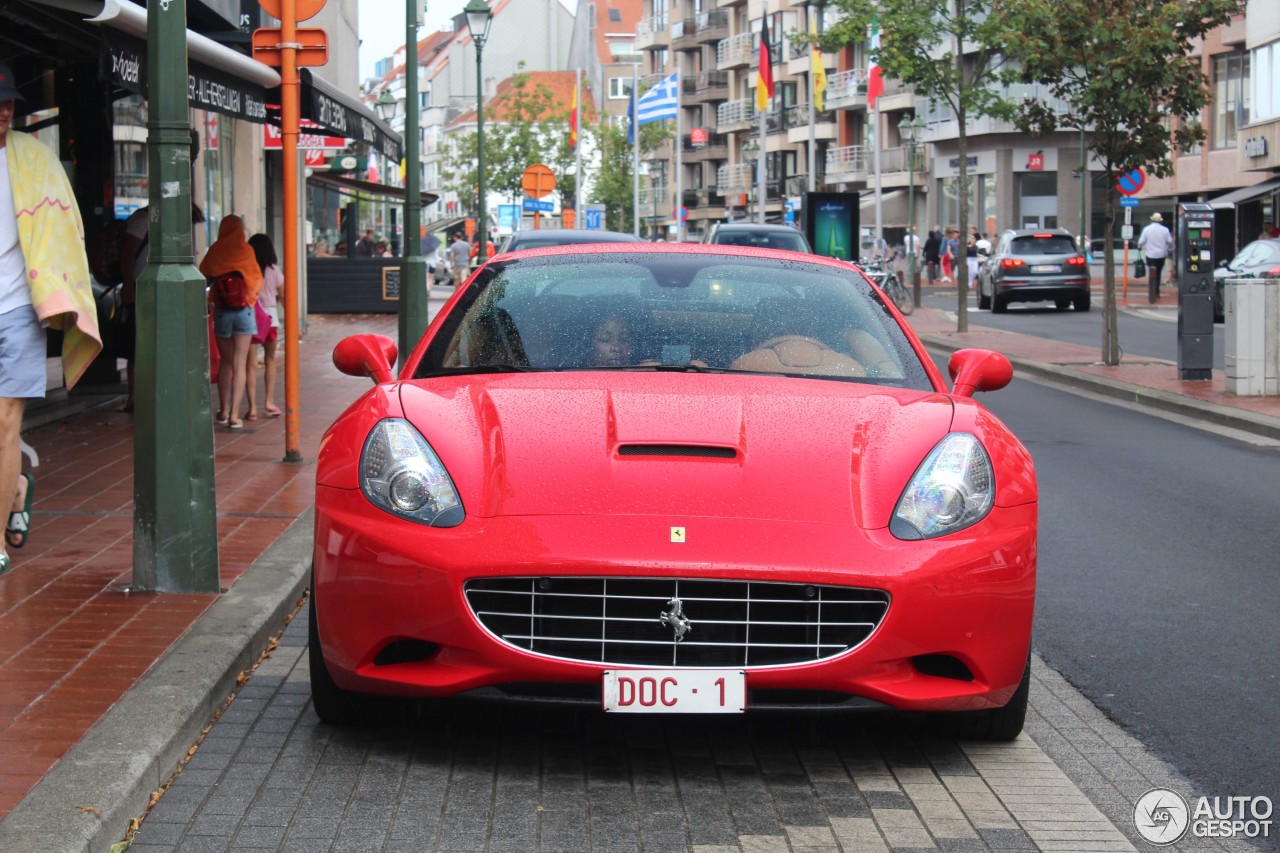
[359,418,464,528]
[890,432,994,540]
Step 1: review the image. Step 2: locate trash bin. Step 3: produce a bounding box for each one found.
[1223,277,1280,396]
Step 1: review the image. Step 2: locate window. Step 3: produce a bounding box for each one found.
[1212,52,1249,149]
[609,8,622,22]
[1252,42,1277,122]
[609,77,633,100]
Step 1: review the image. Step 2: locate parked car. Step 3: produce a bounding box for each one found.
[977,228,1091,312]
[311,243,1037,739]
[496,228,642,255]
[704,222,813,253]
[1212,237,1280,322]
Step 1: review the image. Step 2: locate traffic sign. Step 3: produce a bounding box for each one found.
[1119,197,1140,207]
[259,0,327,21]
[522,198,555,212]
[1117,167,1146,196]
[672,206,688,223]
[584,204,605,230]
[521,164,556,199]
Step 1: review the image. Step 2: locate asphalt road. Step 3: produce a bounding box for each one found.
[922,288,1227,369]
[964,359,1280,823]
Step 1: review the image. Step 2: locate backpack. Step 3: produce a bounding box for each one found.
[211,272,249,309]
[89,219,130,286]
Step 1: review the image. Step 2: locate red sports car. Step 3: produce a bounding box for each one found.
[311,243,1037,739]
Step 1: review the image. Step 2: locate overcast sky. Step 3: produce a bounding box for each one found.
[357,0,460,80]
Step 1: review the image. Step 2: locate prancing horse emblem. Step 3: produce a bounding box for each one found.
[659,598,692,642]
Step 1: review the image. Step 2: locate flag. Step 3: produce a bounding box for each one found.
[810,23,827,112]
[636,72,678,125]
[626,86,636,145]
[569,77,579,149]
[755,14,774,112]
[866,18,884,109]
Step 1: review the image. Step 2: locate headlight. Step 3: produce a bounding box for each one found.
[890,433,994,540]
[360,419,464,527]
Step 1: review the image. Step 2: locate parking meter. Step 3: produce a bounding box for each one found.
[1176,202,1215,380]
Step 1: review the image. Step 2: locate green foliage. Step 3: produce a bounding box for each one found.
[997,0,1240,178]
[589,117,671,233]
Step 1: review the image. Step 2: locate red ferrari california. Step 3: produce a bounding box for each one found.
[311,243,1037,739]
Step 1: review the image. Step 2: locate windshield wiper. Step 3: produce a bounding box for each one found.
[608,363,725,373]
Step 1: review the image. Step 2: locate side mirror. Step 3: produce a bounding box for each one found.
[948,348,1013,397]
[333,334,398,384]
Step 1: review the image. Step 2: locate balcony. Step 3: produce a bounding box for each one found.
[921,83,1070,141]
[638,184,667,208]
[696,10,730,44]
[672,18,698,51]
[682,186,726,210]
[717,163,753,193]
[636,15,669,50]
[718,0,745,8]
[785,102,836,144]
[717,32,754,70]
[824,69,868,110]
[682,130,729,162]
[877,145,928,189]
[825,145,868,184]
[683,70,730,103]
[716,98,756,133]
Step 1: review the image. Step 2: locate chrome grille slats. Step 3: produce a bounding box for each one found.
[464,577,890,668]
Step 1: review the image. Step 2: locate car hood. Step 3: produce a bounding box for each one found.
[395,373,958,528]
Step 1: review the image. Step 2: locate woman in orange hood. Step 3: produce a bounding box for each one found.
[200,215,262,429]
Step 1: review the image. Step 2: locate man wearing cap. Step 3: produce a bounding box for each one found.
[0,61,102,576]
[1138,212,1174,303]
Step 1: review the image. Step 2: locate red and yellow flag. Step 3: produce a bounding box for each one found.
[569,79,579,149]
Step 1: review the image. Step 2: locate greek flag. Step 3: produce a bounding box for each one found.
[635,72,679,125]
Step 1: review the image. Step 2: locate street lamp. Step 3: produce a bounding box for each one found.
[465,0,494,265]
[397,1,426,368]
[742,138,760,223]
[374,91,396,122]
[898,115,926,306]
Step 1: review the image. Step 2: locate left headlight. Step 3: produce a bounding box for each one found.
[890,432,994,540]
[360,418,464,528]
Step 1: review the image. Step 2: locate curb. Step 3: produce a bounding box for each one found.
[920,335,1280,442]
[0,511,315,853]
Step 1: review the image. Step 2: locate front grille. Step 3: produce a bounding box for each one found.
[464,577,890,667]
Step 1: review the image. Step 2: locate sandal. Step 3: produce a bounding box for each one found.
[6,473,34,550]
[215,411,230,426]
[264,406,282,418]
[0,552,10,577]
[244,411,259,421]
[228,419,244,430]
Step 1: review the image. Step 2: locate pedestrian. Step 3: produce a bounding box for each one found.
[941,228,958,284]
[1,64,102,575]
[200,215,263,430]
[447,231,470,285]
[355,228,375,257]
[244,233,282,421]
[923,226,941,285]
[965,231,981,292]
[1137,212,1174,302]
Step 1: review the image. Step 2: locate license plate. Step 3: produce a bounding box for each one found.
[602,669,746,713]
[1032,264,1060,273]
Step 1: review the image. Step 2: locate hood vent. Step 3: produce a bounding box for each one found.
[617,444,737,459]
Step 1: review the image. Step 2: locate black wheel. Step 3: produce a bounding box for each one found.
[978,281,991,311]
[1054,299,1071,311]
[885,276,914,315]
[991,295,1008,314]
[1074,291,1091,311]
[309,581,366,725]
[930,653,1030,742]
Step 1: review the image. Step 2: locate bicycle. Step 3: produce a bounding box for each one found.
[856,258,915,315]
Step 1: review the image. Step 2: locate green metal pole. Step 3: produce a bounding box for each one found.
[134,0,218,592]
[1079,125,1087,252]
[908,138,918,306]
[398,2,427,367]
[476,43,487,264]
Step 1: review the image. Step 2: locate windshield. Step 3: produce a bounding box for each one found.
[713,230,810,252]
[1010,236,1078,255]
[416,253,931,388]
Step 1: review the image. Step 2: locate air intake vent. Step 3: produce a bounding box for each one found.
[618,444,737,458]
[465,577,890,668]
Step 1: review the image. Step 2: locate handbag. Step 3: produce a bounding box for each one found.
[211,272,249,309]
[1135,258,1147,278]
[250,301,272,344]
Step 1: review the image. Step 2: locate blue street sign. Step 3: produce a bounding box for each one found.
[1119,197,1140,208]
[522,198,555,212]
[784,202,795,224]
[585,208,604,230]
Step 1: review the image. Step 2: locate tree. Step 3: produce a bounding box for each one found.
[997,0,1240,364]
[817,0,1016,332]
[589,116,671,233]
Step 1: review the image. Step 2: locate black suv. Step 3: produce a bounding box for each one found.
[978,229,1090,313]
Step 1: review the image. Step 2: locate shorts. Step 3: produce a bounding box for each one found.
[0,305,48,399]
[213,305,257,338]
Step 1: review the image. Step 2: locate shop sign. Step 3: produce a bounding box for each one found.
[1243,136,1268,159]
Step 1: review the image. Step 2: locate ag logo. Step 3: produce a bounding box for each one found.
[1134,788,1190,845]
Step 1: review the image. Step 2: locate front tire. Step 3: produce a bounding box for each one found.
[309,582,366,725]
[930,653,1031,742]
